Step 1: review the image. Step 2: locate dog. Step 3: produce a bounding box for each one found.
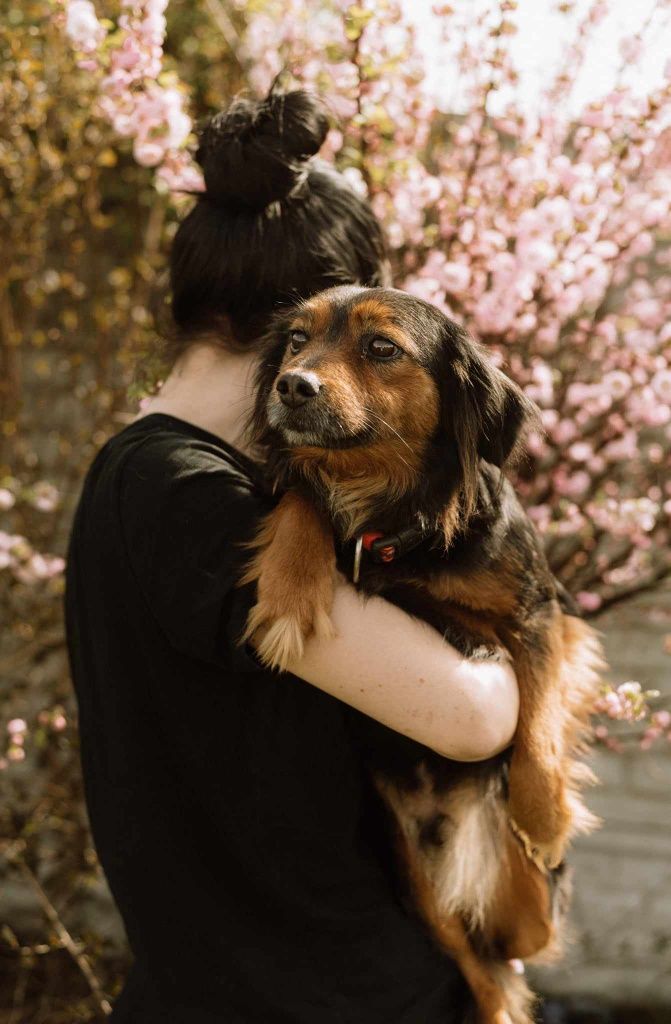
[242,285,604,1023]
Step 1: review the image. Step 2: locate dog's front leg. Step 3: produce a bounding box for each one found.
[240,490,337,670]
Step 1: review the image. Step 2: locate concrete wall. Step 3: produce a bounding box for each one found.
[532,580,671,1009]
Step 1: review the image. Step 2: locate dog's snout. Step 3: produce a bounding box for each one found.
[276,371,322,408]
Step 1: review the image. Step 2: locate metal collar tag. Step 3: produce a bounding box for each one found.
[353,535,364,584]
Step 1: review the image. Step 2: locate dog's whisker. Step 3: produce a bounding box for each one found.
[361,406,415,455]
[359,407,415,474]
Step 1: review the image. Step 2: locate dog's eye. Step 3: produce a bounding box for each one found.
[367,336,399,360]
[289,329,308,354]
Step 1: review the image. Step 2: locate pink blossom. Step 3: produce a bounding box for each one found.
[653,710,671,730]
[552,419,578,445]
[0,488,15,511]
[536,323,560,351]
[156,151,204,193]
[57,0,671,641]
[568,442,593,462]
[603,371,631,401]
[65,0,105,52]
[577,591,602,613]
[473,292,516,335]
[133,138,166,167]
[31,481,60,513]
[628,232,654,258]
[15,553,66,584]
[619,37,643,65]
[63,0,197,192]
[651,369,671,403]
[442,262,471,294]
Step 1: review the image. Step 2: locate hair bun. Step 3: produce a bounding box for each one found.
[196,88,330,211]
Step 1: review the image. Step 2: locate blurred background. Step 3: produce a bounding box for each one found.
[1,1,670,1021]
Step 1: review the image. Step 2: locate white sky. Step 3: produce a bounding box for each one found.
[402,0,671,115]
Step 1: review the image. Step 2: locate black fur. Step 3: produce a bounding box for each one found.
[252,286,573,988]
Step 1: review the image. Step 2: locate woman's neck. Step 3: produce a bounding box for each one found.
[137,341,260,455]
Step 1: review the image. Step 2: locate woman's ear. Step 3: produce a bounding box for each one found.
[441,323,539,511]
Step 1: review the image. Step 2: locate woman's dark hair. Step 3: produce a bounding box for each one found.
[169,87,389,351]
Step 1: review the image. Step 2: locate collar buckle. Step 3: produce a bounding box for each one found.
[353,523,435,584]
[353,530,400,584]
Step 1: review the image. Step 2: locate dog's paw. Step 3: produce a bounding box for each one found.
[508,816,570,871]
[253,614,307,670]
[508,817,566,872]
[240,495,337,670]
[244,591,335,671]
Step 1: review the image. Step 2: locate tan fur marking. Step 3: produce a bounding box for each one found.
[240,492,337,669]
[440,494,463,549]
[348,299,422,354]
[417,566,604,866]
[505,610,579,867]
[290,439,426,538]
[285,359,440,537]
[299,294,333,336]
[382,780,535,1024]
[349,297,392,321]
[425,568,519,617]
[485,827,555,961]
[372,359,440,443]
[309,360,371,435]
[374,769,504,930]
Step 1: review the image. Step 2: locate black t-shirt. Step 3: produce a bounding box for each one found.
[65,413,469,1023]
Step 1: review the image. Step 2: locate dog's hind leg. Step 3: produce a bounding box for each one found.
[393,824,515,1024]
[504,604,574,869]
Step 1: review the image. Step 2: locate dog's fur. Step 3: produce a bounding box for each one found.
[242,285,604,1023]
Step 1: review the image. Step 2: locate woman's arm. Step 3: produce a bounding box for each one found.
[121,447,516,762]
[256,580,519,762]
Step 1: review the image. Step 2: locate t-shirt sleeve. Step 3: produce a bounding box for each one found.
[118,435,274,670]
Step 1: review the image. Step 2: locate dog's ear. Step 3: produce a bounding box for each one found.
[440,321,539,511]
[247,312,294,446]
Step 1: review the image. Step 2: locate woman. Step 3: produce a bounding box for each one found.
[65,88,519,1023]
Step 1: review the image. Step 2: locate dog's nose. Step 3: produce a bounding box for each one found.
[276,371,322,408]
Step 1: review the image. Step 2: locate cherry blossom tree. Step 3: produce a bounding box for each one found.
[242,0,671,619]
[53,0,671,740]
[51,0,671,616]
[2,2,670,1016]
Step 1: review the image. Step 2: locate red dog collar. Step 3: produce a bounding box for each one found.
[352,524,435,583]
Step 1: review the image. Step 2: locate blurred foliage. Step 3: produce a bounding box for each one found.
[0,2,245,1018]
[2,1,670,1020]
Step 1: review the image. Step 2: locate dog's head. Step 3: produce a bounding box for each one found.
[252,285,538,513]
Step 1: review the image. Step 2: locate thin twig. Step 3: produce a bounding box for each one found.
[0,629,64,675]
[5,843,112,1018]
[203,0,240,53]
